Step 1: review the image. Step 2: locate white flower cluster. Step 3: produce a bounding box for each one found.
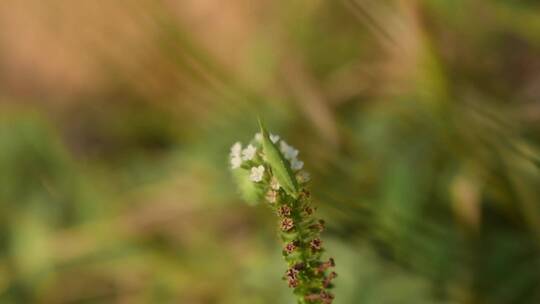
[279,141,303,171]
[229,142,257,169]
[230,132,310,184]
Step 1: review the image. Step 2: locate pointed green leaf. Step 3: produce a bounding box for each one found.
[258,119,299,198]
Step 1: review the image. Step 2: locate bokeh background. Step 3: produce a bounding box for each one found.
[1,0,540,303]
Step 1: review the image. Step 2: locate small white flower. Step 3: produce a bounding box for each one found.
[242,144,257,161]
[291,158,304,171]
[250,165,265,182]
[270,134,280,144]
[270,176,281,190]
[297,171,310,183]
[230,156,242,169]
[230,142,242,157]
[266,190,277,203]
[256,132,279,144]
[280,141,299,160]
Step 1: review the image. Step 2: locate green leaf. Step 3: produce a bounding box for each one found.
[258,118,299,198]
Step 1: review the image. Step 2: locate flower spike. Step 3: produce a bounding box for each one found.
[229,119,336,303]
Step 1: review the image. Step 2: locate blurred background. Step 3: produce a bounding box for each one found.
[0,0,539,303]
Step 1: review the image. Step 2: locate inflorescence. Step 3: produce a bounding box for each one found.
[229,121,336,304]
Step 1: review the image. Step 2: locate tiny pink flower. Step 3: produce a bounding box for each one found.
[284,242,297,254]
[278,205,291,217]
[281,218,294,232]
[310,238,322,251]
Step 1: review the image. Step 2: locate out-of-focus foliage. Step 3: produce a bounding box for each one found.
[0,0,539,303]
